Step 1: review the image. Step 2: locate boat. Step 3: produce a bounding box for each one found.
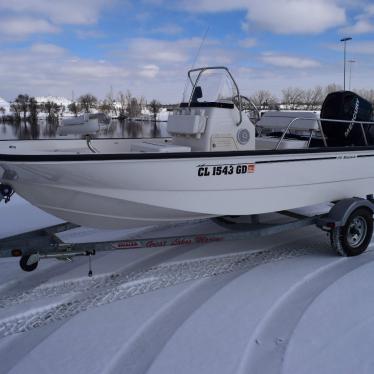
[1,66,374,229]
[59,112,112,136]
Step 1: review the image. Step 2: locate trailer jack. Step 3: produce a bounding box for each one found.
[0,184,14,203]
[19,250,96,274]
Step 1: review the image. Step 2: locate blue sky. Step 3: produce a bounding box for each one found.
[0,0,374,102]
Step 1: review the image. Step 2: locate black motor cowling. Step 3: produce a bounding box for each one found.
[321,91,374,146]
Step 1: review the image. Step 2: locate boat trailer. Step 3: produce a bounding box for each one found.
[1,195,374,276]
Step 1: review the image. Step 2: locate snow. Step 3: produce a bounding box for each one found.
[0,98,11,116]
[1,196,374,373]
[156,108,170,122]
[35,96,72,107]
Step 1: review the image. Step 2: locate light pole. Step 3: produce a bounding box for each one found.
[347,59,355,91]
[340,37,352,91]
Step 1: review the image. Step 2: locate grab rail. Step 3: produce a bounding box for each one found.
[256,116,374,150]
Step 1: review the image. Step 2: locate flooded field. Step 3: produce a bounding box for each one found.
[0,119,169,140]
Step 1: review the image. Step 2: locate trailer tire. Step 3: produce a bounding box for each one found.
[20,255,39,272]
[330,208,373,257]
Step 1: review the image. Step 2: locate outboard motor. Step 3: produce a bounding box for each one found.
[321,91,374,146]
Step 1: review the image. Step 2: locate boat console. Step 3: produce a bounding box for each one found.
[165,67,256,152]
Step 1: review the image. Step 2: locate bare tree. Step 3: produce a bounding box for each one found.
[356,89,374,105]
[149,99,161,122]
[126,90,142,119]
[139,96,146,110]
[125,90,132,109]
[281,87,305,110]
[68,102,80,117]
[10,102,21,122]
[117,91,127,120]
[249,90,278,110]
[302,86,324,110]
[28,97,38,123]
[324,83,343,96]
[105,92,117,117]
[99,99,113,115]
[13,94,30,121]
[78,94,98,113]
[43,101,60,122]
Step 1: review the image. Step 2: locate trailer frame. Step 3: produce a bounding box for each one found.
[1,197,373,275]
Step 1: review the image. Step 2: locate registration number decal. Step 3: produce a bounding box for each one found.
[197,163,255,177]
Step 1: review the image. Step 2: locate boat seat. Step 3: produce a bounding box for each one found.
[167,113,207,137]
[131,141,191,153]
[255,136,308,150]
[257,112,320,132]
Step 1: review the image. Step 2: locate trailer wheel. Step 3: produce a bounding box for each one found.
[330,208,373,257]
[20,255,39,272]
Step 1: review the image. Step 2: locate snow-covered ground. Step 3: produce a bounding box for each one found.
[1,196,374,373]
[34,96,73,107]
[0,98,10,116]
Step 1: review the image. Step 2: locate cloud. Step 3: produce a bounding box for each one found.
[238,38,256,48]
[180,0,346,34]
[0,0,112,25]
[340,3,374,35]
[0,35,238,102]
[327,41,374,55]
[126,37,202,63]
[340,19,374,35]
[76,29,106,39]
[30,43,66,55]
[139,64,160,78]
[60,60,128,80]
[0,17,58,37]
[246,0,346,34]
[151,24,183,35]
[0,44,129,99]
[261,52,321,68]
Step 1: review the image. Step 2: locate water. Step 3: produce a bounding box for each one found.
[0,119,169,140]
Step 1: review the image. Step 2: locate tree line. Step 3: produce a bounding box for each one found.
[248,85,374,111]
[0,91,162,123]
[2,85,374,124]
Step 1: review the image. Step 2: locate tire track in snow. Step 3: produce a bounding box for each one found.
[0,219,211,307]
[104,236,331,374]
[0,256,91,299]
[104,271,247,374]
[0,243,204,338]
[236,248,374,374]
[0,237,328,339]
[0,244,201,374]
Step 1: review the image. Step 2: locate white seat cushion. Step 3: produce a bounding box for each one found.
[257,111,320,132]
[167,114,207,135]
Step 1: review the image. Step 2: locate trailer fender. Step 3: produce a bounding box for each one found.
[318,198,374,228]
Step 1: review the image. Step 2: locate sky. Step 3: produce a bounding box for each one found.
[0,0,374,103]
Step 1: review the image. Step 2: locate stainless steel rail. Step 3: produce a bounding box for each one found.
[187,66,243,126]
[256,116,374,150]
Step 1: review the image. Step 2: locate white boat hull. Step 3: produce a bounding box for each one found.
[2,148,374,228]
